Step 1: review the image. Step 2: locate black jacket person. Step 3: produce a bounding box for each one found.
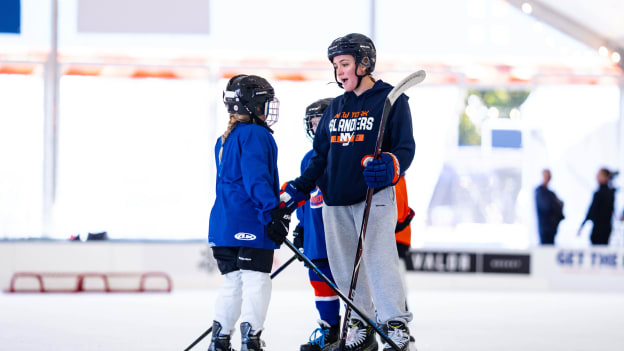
[535,170,564,244]
[580,168,616,245]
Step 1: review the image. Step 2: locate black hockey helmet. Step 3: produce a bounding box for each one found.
[327,33,376,74]
[304,97,333,140]
[223,74,280,126]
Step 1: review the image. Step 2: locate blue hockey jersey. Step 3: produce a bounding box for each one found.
[295,150,328,261]
[293,80,415,206]
[208,123,280,250]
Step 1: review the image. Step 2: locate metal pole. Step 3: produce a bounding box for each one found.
[42,0,59,237]
[369,0,376,42]
[615,75,624,209]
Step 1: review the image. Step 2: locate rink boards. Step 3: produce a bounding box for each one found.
[1,241,624,293]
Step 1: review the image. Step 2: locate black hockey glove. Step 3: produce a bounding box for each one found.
[293,225,304,250]
[266,207,291,245]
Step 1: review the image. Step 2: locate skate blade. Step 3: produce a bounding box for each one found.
[319,343,377,351]
[319,344,339,351]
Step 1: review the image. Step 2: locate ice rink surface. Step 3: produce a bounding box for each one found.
[2,288,623,351]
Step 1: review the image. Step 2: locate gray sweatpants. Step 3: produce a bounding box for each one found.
[322,186,413,324]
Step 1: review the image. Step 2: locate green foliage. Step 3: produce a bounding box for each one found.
[469,89,530,117]
[459,113,481,145]
[458,89,530,146]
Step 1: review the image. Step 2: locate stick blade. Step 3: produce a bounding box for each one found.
[387,70,426,105]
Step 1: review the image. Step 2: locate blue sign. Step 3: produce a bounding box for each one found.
[0,0,21,34]
[492,129,522,148]
[556,250,622,268]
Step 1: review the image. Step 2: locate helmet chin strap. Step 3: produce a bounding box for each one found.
[241,103,274,133]
[333,59,368,90]
[354,73,366,90]
[333,68,343,89]
[334,70,368,90]
[251,114,274,134]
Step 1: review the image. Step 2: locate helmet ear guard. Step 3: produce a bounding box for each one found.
[360,56,371,69]
[223,89,244,114]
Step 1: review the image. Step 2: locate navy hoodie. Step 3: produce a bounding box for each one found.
[294,80,415,206]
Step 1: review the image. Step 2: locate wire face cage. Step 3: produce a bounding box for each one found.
[264,97,280,126]
[304,114,322,140]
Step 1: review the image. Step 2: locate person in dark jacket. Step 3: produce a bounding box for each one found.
[535,169,564,245]
[578,168,616,245]
[270,33,415,351]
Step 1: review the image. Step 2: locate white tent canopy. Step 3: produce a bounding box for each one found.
[507,0,624,68]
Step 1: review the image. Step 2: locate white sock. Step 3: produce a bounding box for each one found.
[214,270,242,335]
[240,269,272,331]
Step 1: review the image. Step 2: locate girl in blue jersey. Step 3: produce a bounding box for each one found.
[208,74,289,351]
[294,98,341,351]
[276,34,416,351]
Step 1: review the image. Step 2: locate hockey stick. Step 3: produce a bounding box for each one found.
[183,254,298,351]
[339,70,426,351]
[282,239,401,351]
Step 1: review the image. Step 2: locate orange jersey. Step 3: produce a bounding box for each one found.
[395,176,414,246]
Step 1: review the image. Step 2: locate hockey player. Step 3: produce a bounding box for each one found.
[294,98,342,351]
[208,74,290,351]
[272,33,415,351]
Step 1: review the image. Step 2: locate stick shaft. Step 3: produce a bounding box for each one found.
[282,239,401,350]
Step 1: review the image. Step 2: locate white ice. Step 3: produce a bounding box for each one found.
[2,287,623,351]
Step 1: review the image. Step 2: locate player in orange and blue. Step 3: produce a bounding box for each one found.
[293,98,341,351]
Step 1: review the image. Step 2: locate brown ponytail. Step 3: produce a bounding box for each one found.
[219,114,251,162]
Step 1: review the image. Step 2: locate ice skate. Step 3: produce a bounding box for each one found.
[382,320,410,351]
[343,319,378,351]
[208,321,234,351]
[240,322,265,351]
[300,319,340,351]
